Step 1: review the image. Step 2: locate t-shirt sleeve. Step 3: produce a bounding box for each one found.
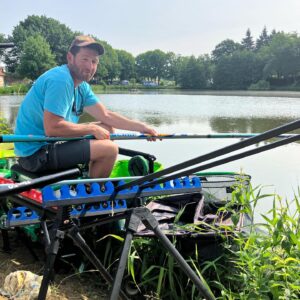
[44,79,73,118]
[81,83,100,107]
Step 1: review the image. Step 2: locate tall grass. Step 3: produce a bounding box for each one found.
[107,183,300,299]
[210,188,300,299]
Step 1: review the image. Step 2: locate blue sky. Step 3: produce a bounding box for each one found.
[1,0,300,56]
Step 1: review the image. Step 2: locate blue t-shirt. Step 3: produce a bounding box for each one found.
[14,65,99,156]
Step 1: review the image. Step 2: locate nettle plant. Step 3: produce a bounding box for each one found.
[210,186,300,299]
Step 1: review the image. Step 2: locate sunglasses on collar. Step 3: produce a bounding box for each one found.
[72,87,84,116]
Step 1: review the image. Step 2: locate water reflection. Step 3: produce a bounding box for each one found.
[210,116,300,134]
[1,94,300,135]
[80,109,171,127]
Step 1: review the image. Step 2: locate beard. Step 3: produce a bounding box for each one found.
[68,62,95,82]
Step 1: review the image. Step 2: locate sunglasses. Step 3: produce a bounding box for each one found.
[72,87,84,116]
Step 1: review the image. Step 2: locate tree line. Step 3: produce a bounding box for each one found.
[1,15,300,90]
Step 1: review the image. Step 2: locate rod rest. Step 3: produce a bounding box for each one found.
[7,199,128,227]
[5,177,202,227]
[42,176,202,207]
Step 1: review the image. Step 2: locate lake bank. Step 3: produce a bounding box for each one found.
[91,87,300,98]
[1,83,300,98]
[168,89,300,98]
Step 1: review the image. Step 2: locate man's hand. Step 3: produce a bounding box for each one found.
[89,124,110,140]
[141,125,161,141]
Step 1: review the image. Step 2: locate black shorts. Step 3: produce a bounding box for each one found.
[18,140,90,173]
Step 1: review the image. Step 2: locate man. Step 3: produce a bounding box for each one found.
[14,35,158,178]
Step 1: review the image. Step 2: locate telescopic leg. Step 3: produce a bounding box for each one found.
[38,229,64,300]
[68,226,129,300]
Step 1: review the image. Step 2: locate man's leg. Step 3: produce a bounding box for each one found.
[87,121,119,178]
[89,139,118,178]
[18,122,119,177]
[18,140,90,173]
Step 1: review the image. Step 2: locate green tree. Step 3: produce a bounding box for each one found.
[241,28,254,51]
[255,26,270,51]
[95,40,120,83]
[0,34,6,60]
[135,52,151,81]
[164,52,186,85]
[4,15,76,72]
[17,34,56,80]
[115,49,135,80]
[269,29,278,40]
[213,50,263,90]
[262,33,300,85]
[212,39,242,62]
[178,55,209,89]
[136,50,168,84]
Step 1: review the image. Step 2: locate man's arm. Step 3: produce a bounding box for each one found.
[84,102,157,135]
[44,110,110,139]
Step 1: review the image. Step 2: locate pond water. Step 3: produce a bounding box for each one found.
[1,92,300,221]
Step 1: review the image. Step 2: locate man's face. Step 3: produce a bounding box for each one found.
[67,47,99,82]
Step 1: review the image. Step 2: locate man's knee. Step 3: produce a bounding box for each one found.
[107,141,118,157]
[90,140,118,161]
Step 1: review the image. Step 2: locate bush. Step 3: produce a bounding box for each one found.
[207,186,300,299]
[0,83,30,95]
[248,79,270,90]
[0,116,13,134]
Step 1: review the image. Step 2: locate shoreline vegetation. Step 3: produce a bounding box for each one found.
[1,83,300,98]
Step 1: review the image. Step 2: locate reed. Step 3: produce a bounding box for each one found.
[211,188,300,299]
[109,183,300,299]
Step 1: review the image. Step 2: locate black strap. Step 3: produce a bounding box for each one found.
[119,147,156,161]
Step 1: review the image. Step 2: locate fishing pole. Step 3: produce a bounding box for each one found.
[115,119,300,192]
[113,132,297,140]
[0,132,298,143]
[140,134,300,189]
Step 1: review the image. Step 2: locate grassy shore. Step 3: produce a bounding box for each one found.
[1,83,300,98]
